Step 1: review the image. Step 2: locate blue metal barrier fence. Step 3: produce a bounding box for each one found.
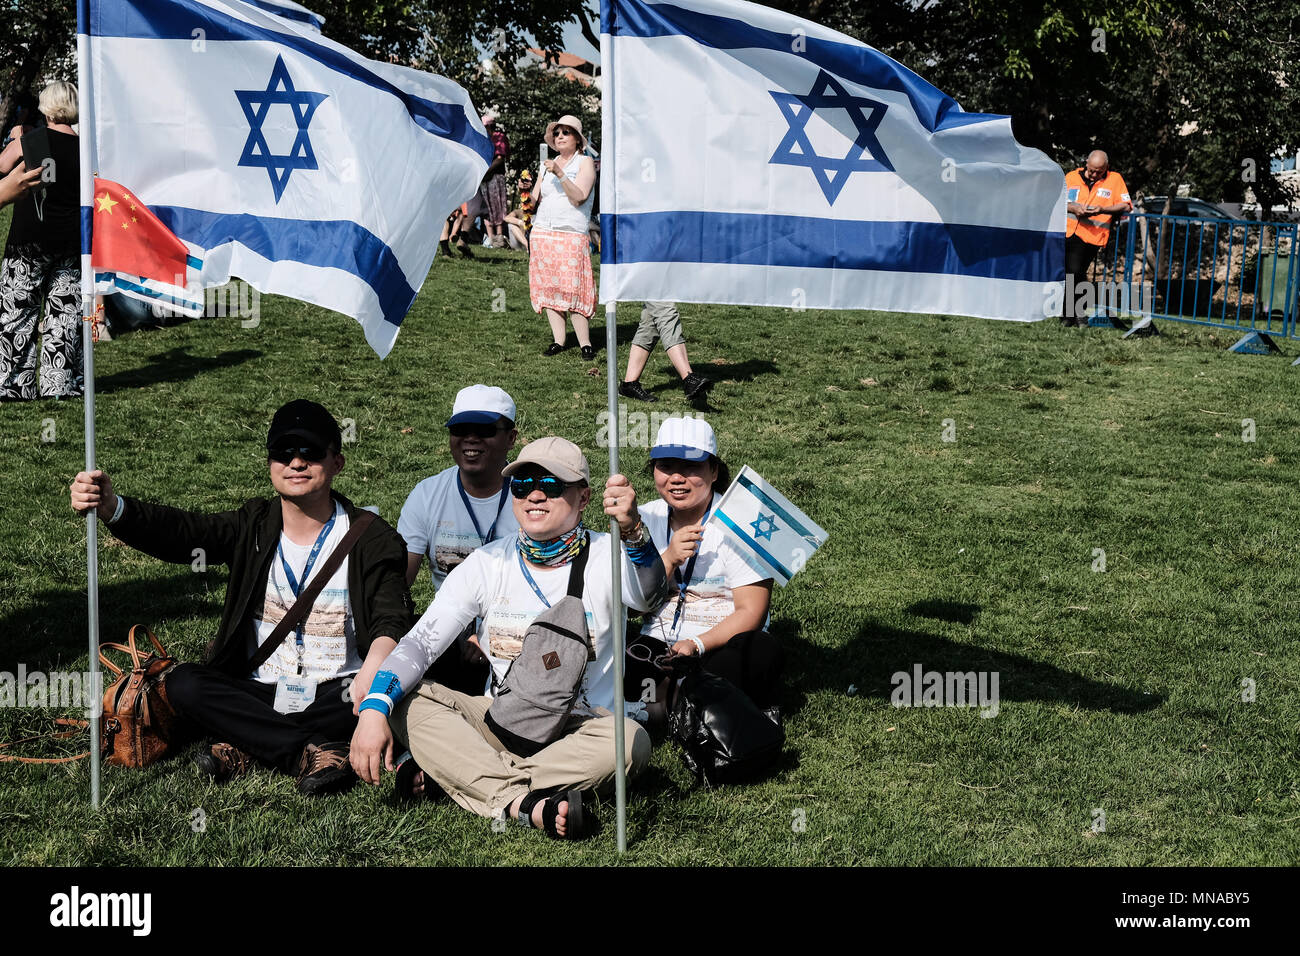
[1088,213,1299,339]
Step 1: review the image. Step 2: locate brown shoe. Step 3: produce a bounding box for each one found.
[194,742,253,782]
[295,741,356,797]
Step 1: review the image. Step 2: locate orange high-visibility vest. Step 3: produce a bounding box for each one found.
[1065,169,1132,246]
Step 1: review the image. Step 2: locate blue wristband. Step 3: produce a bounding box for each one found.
[623,540,658,568]
[359,697,391,717]
[370,670,404,707]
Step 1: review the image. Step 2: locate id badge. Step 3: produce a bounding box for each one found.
[273,676,318,714]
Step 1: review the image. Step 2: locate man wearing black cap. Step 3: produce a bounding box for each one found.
[70,399,414,796]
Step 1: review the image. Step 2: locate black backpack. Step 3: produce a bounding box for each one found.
[485,538,594,756]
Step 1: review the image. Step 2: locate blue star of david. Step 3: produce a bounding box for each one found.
[750,512,779,541]
[769,69,892,205]
[235,55,328,203]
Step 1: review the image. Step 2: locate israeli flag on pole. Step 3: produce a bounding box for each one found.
[86,0,492,357]
[709,466,828,587]
[599,0,1065,321]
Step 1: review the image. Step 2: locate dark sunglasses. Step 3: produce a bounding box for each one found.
[268,443,329,464]
[553,126,576,137]
[449,422,508,439]
[509,475,575,499]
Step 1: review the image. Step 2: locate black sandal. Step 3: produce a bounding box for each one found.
[515,788,590,840]
[394,753,446,804]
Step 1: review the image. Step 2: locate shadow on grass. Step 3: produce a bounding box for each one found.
[778,615,1161,716]
[904,599,979,625]
[96,347,262,394]
[0,572,222,671]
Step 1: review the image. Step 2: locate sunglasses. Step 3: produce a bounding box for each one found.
[268,443,329,464]
[509,475,576,499]
[449,422,508,439]
[553,127,576,137]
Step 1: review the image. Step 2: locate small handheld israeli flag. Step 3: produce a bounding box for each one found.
[708,466,828,586]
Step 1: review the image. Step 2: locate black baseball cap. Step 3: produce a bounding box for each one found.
[267,399,341,451]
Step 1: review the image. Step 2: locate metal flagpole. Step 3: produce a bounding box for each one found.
[600,3,627,856]
[606,301,626,855]
[76,0,101,809]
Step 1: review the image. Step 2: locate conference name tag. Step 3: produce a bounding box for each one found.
[1097,188,1112,199]
[274,676,318,714]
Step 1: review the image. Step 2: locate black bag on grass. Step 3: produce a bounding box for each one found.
[668,664,784,785]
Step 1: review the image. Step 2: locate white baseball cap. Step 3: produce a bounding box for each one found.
[446,384,516,427]
[650,416,717,462]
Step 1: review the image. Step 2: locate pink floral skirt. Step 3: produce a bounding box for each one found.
[529,228,595,318]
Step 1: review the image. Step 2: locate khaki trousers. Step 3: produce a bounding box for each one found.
[393,681,651,818]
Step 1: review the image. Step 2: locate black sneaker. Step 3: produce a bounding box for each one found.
[295,742,356,797]
[619,380,658,403]
[543,342,567,356]
[682,372,711,400]
[580,345,596,361]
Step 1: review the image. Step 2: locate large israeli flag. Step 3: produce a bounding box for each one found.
[85,0,492,356]
[599,0,1066,321]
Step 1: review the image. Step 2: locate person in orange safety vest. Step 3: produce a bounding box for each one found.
[1063,150,1132,326]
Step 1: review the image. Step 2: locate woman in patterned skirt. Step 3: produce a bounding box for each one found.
[0,81,82,400]
[528,114,597,361]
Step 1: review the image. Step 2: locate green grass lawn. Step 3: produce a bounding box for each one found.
[1,223,1297,865]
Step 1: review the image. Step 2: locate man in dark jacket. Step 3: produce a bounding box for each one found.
[70,399,414,795]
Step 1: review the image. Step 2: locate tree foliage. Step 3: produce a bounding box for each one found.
[1,0,77,131]
[464,62,600,178]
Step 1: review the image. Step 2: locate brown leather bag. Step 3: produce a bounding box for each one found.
[99,625,190,767]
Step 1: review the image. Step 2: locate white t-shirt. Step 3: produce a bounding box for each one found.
[385,532,659,713]
[397,465,518,589]
[639,494,770,646]
[251,501,362,683]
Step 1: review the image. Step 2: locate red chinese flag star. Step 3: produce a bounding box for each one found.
[90,178,191,284]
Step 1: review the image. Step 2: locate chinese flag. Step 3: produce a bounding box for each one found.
[90,178,191,285]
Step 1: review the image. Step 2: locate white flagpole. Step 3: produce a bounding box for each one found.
[600,5,628,856]
[77,0,101,809]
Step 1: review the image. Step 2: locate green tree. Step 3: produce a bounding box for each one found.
[464,63,600,184]
[1,0,77,132]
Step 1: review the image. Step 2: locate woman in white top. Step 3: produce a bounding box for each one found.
[627,417,784,717]
[529,114,598,361]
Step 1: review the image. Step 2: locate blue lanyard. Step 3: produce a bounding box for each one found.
[457,474,510,545]
[277,511,338,663]
[517,549,555,609]
[668,507,710,633]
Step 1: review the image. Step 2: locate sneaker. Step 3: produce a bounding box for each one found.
[619,380,658,403]
[580,345,596,361]
[194,742,253,783]
[681,372,711,400]
[543,342,567,356]
[295,742,356,797]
